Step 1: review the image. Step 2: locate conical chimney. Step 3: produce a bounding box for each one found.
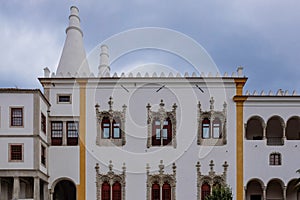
[56,6,90,77]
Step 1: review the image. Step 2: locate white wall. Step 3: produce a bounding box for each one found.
[244,99,300,186]
[0,138,34,169]
[84,79,237,199]
[0,93,34,134]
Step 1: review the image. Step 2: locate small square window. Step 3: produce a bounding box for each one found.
[9,144,23,162]
[57,95,71,103]
[11,107,23,127]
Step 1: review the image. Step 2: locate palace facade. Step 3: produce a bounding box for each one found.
[0,6,300,200]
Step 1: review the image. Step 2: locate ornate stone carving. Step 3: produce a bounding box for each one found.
[196,160,228,200]
[95,97,127,146]
[146,99,177,148]
[197,97,227,146]
[146,160,177,200]
[95,161,126,200]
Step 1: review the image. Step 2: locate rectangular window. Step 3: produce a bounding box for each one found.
[11,108,23,127]
[41,113,46,134]
[67,121,78,145]
[51,121,63,145]
[41,145,46,166]
[58,95,71,103]
[270,153,281,165]
[9,144,23,161]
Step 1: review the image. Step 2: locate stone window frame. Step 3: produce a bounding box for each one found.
[95,161,126,200]
[196,160,229,200]
[197,97,227,146]
[146,100,177,148]
[95,97,127,146]
[49,117,80,146]
[146,160,177,200]
[9,143,24,162]
[269,152,282,166]
[57,94,72,104]
[10,107,24,127]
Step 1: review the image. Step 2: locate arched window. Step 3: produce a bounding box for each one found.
[152,183,160,200]
[102,182,110,200]
[286,117,300,140]
[152,118,172,146]
[162,183,171,200]
[269,153,281,165]
[112,182,121,200]
[112,118,121,139]
[101,117,110,139]
[266,116,284,145]
[212,118,221,138]
[202,118,210,139]
[201,182,211,200]
[246,117,264,140]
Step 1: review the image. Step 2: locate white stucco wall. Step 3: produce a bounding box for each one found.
[0,93,34,134]
[84,78,237,199]
[244,98,300,187]
[0,137,34,169]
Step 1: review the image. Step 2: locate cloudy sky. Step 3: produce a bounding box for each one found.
[1,0,300,93]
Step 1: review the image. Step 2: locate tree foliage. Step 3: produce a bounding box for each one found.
[205,186,233,200]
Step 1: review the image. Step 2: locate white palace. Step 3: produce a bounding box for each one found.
[0,6,300,200]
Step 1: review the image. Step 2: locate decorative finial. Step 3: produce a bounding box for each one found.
[108,160,113,172]
[95,163,100,174]
[159,160,164,174]
[122,163,126,175]
[172,163,177,175]
[223,161,229,172]
[108,97,113,111]
[122,104,127,112]
[210,97,215,110]
[95,103,100,110]
[146,163,150,175]
[160,99,165,108]
[172,103,177,111]
[146,103,151,110]
[209,160,214,173]
[196,161,201,174]
[198,101,202,111]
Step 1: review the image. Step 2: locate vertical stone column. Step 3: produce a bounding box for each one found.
[34,177,40,200]
[159,181,163,200]
[244,186,247,200]
[262,186,266,200]
[283,186,287,200]
[50,189,53,200]
[263,125,266,140]
[13,177,20,199]
[63,122,67,145]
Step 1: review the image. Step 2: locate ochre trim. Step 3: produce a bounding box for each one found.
[77,79,87,200]
[234,78,247,200]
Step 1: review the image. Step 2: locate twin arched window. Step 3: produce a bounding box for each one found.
[201,118,222,139]
[101,117,121,139]
[101,181,122,200]
[152,118,172,146]
[151,182,171,200]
